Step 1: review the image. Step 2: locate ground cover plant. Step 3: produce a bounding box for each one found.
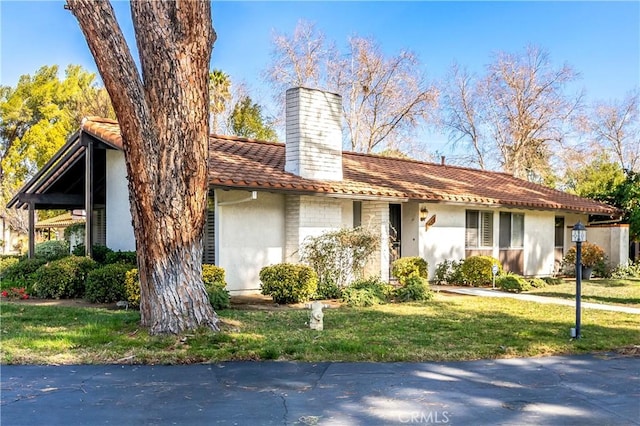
[2,292,637,365]
[526,278,640,307]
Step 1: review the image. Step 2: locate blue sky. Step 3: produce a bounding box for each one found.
[1,1,639,154]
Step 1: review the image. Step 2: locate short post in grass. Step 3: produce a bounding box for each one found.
[571,221,587,339]
[491,264,498,289]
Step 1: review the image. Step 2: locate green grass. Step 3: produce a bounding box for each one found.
[526,278,640,307]
[1,293,638,365]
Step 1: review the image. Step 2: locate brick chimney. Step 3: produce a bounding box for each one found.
[285,87,343,181]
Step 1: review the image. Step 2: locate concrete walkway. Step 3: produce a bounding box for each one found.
[1,354,639,425]
[435,286,640,315]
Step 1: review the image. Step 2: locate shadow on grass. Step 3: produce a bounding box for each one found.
[527,291,640,306]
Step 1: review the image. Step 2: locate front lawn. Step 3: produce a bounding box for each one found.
[1,293,638,364]
[526,278,640,307]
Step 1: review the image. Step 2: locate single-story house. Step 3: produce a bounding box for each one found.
[8,87,628,293]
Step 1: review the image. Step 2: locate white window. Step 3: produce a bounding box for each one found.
[466,210,493,248]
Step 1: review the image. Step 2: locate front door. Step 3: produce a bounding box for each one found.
[389,204,402,277]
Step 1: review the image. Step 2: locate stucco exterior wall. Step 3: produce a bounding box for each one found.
[105,150,135,251]
[217,190,285,294]
[586,224,629,267]
[522,210,555,276]
[419,204,466,279]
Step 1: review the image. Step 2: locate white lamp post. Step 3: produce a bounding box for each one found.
[571,221,587,339]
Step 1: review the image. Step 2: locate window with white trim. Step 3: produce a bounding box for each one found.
[465,210,493,248]
[499,212,524,248]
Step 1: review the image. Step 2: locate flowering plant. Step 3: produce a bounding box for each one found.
[563,241,605,268]
[1,287,29,300]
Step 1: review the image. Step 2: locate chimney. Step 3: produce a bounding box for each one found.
[441,156,446,165]
[285,87,343,181]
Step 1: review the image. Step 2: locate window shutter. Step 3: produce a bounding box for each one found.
[480,211,493,247]
[203,191,215,264]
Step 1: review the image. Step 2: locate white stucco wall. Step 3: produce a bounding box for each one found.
[105,150,135,251]
[522,210,555,276]
[418,204,466,279]
[586,225,629,267]
[217,190,286,294]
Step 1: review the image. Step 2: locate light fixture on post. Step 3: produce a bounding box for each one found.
[571,221,587,339]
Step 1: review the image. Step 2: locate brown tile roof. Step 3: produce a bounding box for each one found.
[81,118,619,216]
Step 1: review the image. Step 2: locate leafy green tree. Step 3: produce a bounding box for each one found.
[0,64,114,231]
[229,96,277,141]
[566,155,640,241]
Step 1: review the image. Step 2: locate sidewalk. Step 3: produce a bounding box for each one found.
[2,354,639,425]
[435,286,640,315]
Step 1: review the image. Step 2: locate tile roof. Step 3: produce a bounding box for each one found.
[81,118,619,216]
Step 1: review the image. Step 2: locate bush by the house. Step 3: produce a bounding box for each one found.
[34,240,70,261]
[1,258,48,291]
[300,227,378,289]
[341,277,393,307]
[434,259,465,285]
[391,257,428,284]
[0,256,20,278]
[105,250,137,266]
[72,243,113,264]
[542,276,564,285]
[563,241,605,268]
[1,287,29,300]
[85,263,134,303]
[611,261,640,279]
[528,277,547,289]
[203,264,230,310]
[461,256,502,286]
[496,274,531,293]
[32,256,97,299]
[394,276,434,302]
[259,263,318,304]
[124,269,141,309]
[313,280,342,300]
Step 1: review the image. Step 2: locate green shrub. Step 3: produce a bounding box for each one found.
[611,261,640,279]
[542,276,564,285]
[0,256,20,277]
[434,259,465,284]
[106,250,137,265]
[124,269,140,309]
[391,257,428,284]
[461,256,502,286]
[341,277,393,307]
[1,258,47,291]
[32,256,97,299]
[528,277,547,289]
[496,274,531,293]
[394,276,434,302]
[85,263,134,303]
[72,244,113,264]
[34,240,69,261]
[300,227,379,288]
[313,280,343,300]
[259,263,318,304]
[203,264,230,310]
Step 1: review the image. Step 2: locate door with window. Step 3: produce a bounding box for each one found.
[499,212,524,274]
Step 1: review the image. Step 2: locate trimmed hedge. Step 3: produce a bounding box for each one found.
[2,258,48,291]
[72,244,113,264]
[342,277,394,307]
[496,274,531,293]
[34,240,69,261]
[391,257,428,284]
[260,263,318,304]
[85,263,135,303]
[106,251,137,266]
[394,276,434,302]
[461,256,502,286]
[203,264,230,310]
[32,256,97,299]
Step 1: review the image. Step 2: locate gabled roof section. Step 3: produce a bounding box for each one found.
[9,117,619,216]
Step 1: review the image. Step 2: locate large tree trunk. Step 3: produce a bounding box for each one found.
[67,0,218,334]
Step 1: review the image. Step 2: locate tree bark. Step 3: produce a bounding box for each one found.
[67,0,218,334]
